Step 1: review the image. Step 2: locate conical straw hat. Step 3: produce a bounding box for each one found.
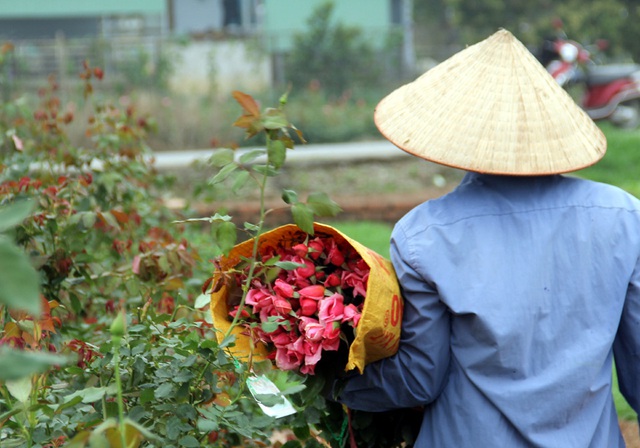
[374,29,606,175]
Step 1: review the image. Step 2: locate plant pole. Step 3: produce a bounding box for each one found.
[402,0,416,79]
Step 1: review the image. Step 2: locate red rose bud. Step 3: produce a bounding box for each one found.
[229,306,251,319]
[298,285,325,300]
[308,238,325,260]
[292,243,308,257]
[274,298,293,315]
[324,272,341,288]
[328,246,345,266]
[299,298,317,316]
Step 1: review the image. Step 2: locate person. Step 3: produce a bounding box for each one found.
[335,29,640,447]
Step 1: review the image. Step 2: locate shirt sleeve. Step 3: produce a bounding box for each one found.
[613,255,640,425]
[337,223,451,411]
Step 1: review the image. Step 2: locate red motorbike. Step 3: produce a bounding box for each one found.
[542,37,640,129]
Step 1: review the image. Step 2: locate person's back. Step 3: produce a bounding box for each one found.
[390,173,640,446]
[335,29,640,447]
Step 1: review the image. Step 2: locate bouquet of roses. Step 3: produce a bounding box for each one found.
[210,223,424,447]
[227,230,368,375]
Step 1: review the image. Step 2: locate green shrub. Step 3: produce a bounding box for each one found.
[284,1,384,98]
[0,64,284,447]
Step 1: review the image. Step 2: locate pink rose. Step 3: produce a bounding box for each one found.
[322,322,341,351]
[274,279,294,298]
[341,271,368,298]
[342,303,362,327]
[318,293,344,323]
[270,328,295,347]
[245,288,270,308]
[275,345,303,371]
[273,297,292,315]
[298,316,325,342]
[292,336,323,371]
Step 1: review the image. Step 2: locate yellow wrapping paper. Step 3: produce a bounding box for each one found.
[210,222,403,374]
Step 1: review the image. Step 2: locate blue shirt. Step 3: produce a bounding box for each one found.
[339,173,640,447]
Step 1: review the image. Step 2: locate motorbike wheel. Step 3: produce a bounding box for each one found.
[610,100,640,129]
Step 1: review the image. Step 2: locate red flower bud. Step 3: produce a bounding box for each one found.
[299,298,317,316]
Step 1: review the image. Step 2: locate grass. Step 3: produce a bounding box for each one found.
[577,122,640,196]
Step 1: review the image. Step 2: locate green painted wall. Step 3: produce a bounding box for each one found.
[264,0,391,51]
[0,0,165,18]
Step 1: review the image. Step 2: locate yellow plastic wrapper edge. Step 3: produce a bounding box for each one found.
[210,222,403,374]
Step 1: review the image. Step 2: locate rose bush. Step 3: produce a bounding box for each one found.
[0,64,313,447]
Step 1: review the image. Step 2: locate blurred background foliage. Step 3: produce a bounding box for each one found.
[2,0,640,153]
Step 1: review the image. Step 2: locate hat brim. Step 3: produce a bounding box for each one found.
[374,29,606,175]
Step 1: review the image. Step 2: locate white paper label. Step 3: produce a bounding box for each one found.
[246,375,297,418]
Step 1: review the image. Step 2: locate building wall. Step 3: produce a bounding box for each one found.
[263,0,391,52]
[169,0,258,36]
[0,0,165,17]
[171,0,222,35]
[169,40,270,94]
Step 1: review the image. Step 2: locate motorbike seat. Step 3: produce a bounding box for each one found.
[586,64,640,86]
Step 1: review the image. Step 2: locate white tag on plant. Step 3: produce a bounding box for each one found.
[246,375,297,418]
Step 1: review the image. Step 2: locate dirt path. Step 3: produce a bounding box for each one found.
[621,420,640,447]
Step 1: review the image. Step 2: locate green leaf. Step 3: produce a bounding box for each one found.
[231,170,251,193]
[0,199,34,233]
[261,317,285,333]
[194,293,211,309]
[210,163,238,184]
[81,211,97,229]
[279,383,308,396]
[140,388,155,404]
[155,382,174,399]
[267,139,286,169]
[306,192,342,217]
[208,148,235,167]
[219,335,236,348]
[274,261,306,270]
[281,189,298,205]
[261,107,289,130]
[6,376,32,402]
[57,395,84,413]
[0,348,72,381]
[166,416,192,440]
[0,237,41,314]
[174,213,232,224]
[238,148,265,164]
[291,203,314,234]
[253,165,280,177]
[64,385,118,404]
[178,435,201,447]
[0,406,23,424]
[252,164,279,177]
[197,417,219,432]
[215,221,237,256]
[244,222,260,232]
